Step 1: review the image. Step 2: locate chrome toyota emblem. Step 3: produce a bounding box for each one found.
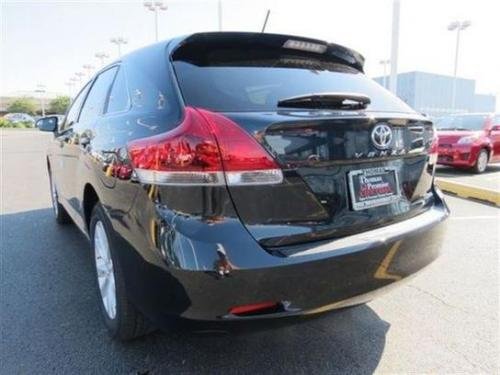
[371,124,393,150]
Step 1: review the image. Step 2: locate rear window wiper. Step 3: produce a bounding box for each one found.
[277,92,371,110]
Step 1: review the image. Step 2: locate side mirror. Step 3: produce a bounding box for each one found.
[36,116,58,132]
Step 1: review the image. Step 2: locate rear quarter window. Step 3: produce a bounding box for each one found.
[97,47,182,139]
[106,67,130,114]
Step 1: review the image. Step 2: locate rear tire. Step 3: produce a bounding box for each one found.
[473,149,488,174]
[49,171,71,224]
[90,203,154,340]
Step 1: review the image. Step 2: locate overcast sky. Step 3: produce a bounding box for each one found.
[1,0,498,109]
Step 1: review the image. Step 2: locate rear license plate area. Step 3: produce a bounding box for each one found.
[348,167,401,211]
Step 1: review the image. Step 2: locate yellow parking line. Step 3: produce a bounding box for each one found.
[436,178,500,207]
[374,240,403,281]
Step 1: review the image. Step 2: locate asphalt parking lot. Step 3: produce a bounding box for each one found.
[1,130,499,374]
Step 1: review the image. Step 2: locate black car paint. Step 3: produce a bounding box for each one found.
[45,33,448,327]
[221,111,436,247]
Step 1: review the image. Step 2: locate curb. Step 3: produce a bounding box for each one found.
[435,178,500,207]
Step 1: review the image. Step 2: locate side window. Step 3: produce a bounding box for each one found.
[61,83,91,131]
[105,67,130,114]
[126,62,171,113]
[79,67,118,124]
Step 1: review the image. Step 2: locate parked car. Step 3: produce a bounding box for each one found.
[435,113,500,173]
[37,32,448,340]
[3,112,35,125]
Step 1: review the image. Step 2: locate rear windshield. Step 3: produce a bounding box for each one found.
[435,114,488,131]
[173,52,414,113]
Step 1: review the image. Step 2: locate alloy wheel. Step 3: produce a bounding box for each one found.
[94,221,117,319]
[477,151,488,173]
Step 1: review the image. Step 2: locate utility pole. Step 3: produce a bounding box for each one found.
[448,20,471,111]
[261,9,270,32]
[389,0,400,95]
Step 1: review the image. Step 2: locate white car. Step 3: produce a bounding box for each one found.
[3,113,35,124]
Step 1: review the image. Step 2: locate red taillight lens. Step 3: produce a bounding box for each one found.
[127,107,283,186]
[228,301,280,316]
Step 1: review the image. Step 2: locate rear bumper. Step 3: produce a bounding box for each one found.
[125,189,449,326]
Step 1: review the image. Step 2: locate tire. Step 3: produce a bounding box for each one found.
[90,203,153,340]
[473,149,488,174]
[49,171,71,224]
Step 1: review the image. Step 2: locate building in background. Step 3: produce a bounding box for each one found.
[374,71,496,117]
[473,94,496,112]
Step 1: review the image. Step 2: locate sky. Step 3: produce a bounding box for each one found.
[1,0,499,109]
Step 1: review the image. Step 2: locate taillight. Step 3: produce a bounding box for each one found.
[127,107,283,186]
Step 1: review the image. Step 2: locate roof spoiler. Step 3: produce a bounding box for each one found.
[171,32,365,72]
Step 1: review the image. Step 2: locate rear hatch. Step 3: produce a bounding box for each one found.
[171,33,436,249]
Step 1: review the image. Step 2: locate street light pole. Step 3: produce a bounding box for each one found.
[379,59,390,89]
[218,0,222,31]
[143,1,168,42]
[95,52,109,67]
[69,77,79,99]
[82,64,95,80]
[65,81,73,97]
[448,20,471,111]
[389,0,400,94]
[110,37,128,58]
[74,72,85,85]
[34,84,46,117]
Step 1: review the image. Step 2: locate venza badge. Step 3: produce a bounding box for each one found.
[371,124,393,150]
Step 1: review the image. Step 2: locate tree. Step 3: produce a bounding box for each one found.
[6,97,37,115]
[49,96,71,114]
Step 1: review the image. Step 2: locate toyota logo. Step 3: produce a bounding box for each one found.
[371,124,393,150]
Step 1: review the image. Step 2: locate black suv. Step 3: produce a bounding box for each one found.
[38,32,448,340]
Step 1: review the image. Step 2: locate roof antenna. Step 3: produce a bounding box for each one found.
[261,9,270,32]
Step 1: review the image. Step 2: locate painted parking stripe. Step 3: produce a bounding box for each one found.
[436,178,500,207]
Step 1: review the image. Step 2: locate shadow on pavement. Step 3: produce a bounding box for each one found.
[1,208,390,374]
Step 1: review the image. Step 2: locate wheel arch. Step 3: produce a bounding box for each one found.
[482,145,492,160]
[83,183,100,233]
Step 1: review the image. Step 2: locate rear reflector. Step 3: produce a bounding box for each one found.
[228,301,280,316]
[127,107,283,186]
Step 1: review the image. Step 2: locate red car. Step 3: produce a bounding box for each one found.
[436,113,500,173]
